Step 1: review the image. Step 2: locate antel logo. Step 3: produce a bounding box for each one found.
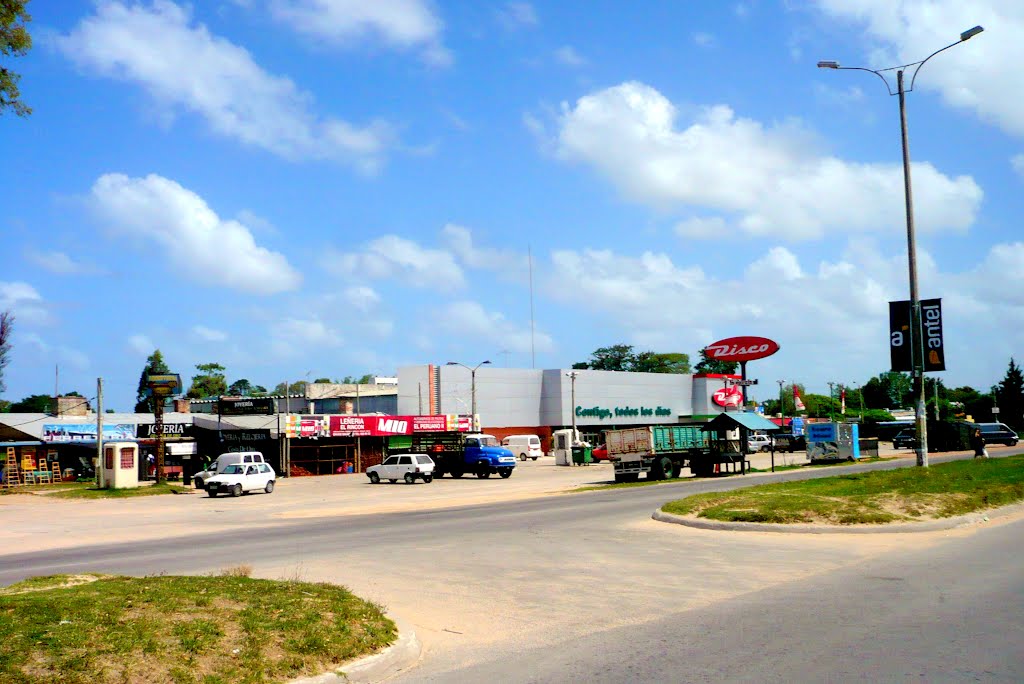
[705,336,780,363]
[712,386,743,407]
[376,418,409,434]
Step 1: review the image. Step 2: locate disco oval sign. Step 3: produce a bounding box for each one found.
[705,336,780,363]
[712,385,743,407]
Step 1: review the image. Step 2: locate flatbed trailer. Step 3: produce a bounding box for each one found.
[606,424,746,482]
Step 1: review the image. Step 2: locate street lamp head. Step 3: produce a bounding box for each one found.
[445,361,458,366]
[817,60,840,69]
[481,360,492,366]
[960,25,984,41]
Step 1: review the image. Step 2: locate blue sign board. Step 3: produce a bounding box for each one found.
[807,422,837,442]
[790,416,805,436]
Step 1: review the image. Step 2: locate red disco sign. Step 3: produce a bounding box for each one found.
[705,336,780,363]
[712,386,744,407]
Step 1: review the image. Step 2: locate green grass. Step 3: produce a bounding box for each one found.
[0,571,396,684]
[44,482,191,498]
[662,454,1024,525]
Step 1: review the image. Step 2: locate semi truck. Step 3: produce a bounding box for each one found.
[386,432,517,479]
[606,424,742,482]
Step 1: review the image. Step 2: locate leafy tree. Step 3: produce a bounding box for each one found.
[693,348,738,375]
[187,362,227,399]
[227,379,253,396]
[763,383,805,416]
[0,398,10,412]
[802,393,839,419]
[340,374,374,384]
[574,346,691,374]
[134,349,170,412]
[0,309,11,393]
[313,377,332,384]
[10,393,52,412]
[995,358,1024,430]
[273,380,309,395]
[861,372,912,409]
[1,0,32,116]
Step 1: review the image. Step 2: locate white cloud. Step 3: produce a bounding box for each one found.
[193,325,228,342]
[498,2,538,29]
[552,82,982,240]
[675,216,728,239]
[693,32,715,48]
[89,173,302,294]
[271,316,342,356]
[813,0,1024,138]
[26,250,101,275]
[441,224,526,273]
[23,333,91,370]
[128,334,156,355]
[554,45,586,66]
[58,1,396,173]
[343,285,382,312]
[437,300,553,354]
[323,235,464,290]
[0,281,48,325]
[1012,154,1024,179]
[813,83,865,107]
[269,0,451,66]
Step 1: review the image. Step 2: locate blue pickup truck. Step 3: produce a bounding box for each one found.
[386,432,517,479]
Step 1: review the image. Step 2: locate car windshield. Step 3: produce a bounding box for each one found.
[222,464,244,474]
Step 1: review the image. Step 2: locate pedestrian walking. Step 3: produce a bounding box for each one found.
[970,427,988,459]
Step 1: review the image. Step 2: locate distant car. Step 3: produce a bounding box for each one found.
[773,433,807,453]
[975,422,1019,446]
[747,433,771,452]
[206,462,276,497]
[591,444,608,461]
[366,454,435,484]
[893,428,917,449]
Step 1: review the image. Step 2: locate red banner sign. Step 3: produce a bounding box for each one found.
[327,415,470,437]
[705,336,780,363]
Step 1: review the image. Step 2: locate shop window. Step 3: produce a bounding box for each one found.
[105,447,114,470]
[120,447,135,470]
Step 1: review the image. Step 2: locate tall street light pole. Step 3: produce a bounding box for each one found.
[566,371,579,437]
[818,24,983,468]
[446,360,491,431]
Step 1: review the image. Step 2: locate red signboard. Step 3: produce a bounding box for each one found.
[705,336,780,363]
[327,415,471,437]
[712,386,744,407]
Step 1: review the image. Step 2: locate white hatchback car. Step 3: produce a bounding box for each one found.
[366,454,435,484]
[205,462,276,497]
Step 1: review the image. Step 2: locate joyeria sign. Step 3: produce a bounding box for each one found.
[704,336,780,363]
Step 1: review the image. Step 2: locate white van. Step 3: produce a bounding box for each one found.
[193,451,267,489]
[502,434,543,461]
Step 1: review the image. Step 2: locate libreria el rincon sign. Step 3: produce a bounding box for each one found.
[576,405,673,420]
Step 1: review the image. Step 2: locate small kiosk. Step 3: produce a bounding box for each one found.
[806,422,860,462]
[101,441,140,489]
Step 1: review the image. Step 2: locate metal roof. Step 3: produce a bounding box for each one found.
[704,412,781,433]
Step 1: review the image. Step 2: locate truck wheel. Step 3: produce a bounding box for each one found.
[670,462,682,479]
[650,456,672,481]
[476,469,491,479]
[450,470,464,479]
[434,471,444,479]
[404,472,415,484]
[499,468,513,479]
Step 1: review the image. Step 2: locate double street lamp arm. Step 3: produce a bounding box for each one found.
[818,25,983,468]
[446,360,491,429]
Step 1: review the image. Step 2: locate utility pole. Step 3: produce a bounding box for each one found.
[566,371,578,437]
[96,377,104,488]
[777,379,785,425]
[827,382,837,422]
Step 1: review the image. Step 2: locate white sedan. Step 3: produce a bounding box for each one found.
[206,463,276,497]
[366,454,435,484]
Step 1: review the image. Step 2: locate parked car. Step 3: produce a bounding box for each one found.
[975,422,1019,446]
[772,433,807,453]
[206,462,276,497]
[502,434,544,461]
[194,451,267,489]
[747,433,771,452]
[591,444,608,461]
[893,428,918,449]
[366,454,435,484]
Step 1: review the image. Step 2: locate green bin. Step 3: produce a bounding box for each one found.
[571,446,593,465]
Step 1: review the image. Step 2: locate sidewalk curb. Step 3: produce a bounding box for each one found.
[652,500,1024,534]
[289,614,421,683]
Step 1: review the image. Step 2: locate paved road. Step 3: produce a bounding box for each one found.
[1,449,1021,682]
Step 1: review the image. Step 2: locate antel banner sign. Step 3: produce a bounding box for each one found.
[704,336,780,363]
[327,415,469,437]
[889,298,945,372]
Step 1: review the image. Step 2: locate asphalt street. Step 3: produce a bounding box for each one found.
[1,450,1021,683]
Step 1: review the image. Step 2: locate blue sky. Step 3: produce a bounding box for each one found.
[2,0,1023,411]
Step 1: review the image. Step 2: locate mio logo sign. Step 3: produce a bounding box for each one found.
[705,336,780,363]
[376,418,409,434]
[889,298,945,372]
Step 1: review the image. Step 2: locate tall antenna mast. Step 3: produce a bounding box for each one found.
[528,245,536,368]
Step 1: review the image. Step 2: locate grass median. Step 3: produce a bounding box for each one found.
[0,569,396,684]
[2,481,191,498]
[662,454,1024,525]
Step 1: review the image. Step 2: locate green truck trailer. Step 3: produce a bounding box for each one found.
[605,425,716,482]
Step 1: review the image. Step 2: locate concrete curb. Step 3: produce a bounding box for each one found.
[289,614,421,683]
[652,500,1024,534]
